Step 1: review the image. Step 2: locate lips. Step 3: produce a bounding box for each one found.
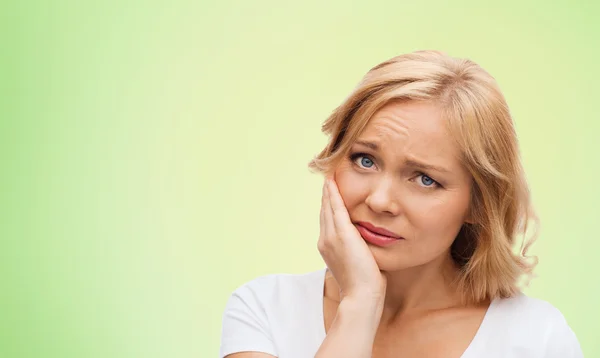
[355,221,401,239]
[355,223,403,247]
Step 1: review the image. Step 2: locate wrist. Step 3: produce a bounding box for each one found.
[315,294,384,357]
[342,289,386,307]
[337,295,384,330]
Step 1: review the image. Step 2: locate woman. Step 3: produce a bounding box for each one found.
[219,50,583,358]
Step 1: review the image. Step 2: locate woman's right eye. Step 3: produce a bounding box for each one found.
[350,153,375,169]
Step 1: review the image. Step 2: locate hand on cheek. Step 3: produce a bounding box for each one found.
[318,177,387,301]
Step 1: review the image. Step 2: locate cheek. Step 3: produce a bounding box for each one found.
[408,191,470,237]
[334,164,367,209]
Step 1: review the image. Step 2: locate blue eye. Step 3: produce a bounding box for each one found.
[419,174,436,187]
[349,152,375,169]
[360,156,374,168]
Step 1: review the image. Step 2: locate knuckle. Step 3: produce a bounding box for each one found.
[318,235,335,252]
[317,238,326,252]
[317,237,329,252]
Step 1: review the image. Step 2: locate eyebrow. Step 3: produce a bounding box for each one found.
[355,140,379,151]
[404,159,451,173]
[354,140,451,173]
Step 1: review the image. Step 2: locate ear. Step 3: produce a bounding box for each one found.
[464,208,476,225]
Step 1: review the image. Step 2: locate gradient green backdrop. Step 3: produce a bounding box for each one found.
[2,0,598,357]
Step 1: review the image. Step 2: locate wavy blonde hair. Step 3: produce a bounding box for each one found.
[309,50,538,304]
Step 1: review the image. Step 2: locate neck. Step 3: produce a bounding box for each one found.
[322,252,465,324]
[379,252,461,324]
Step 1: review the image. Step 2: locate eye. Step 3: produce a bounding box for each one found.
[359,156,374,168]
[416,173,439,188]
[349,153,376,169]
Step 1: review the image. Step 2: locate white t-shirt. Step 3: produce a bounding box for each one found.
[220,268,583,358]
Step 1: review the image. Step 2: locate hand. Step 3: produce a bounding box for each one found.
[318,177,387,302]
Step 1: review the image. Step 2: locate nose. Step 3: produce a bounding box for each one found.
[364,176,401,216]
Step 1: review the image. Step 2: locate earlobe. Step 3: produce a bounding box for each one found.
[464,209,476,225]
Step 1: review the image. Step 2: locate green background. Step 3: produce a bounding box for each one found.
[2,0,598,357]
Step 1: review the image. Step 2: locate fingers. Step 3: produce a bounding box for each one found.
[323,181,335,240]
[326,179,346,214]
[318,182,325,251]
[320,177,355,256]
[318,180,334,254]
[326,179,353,234]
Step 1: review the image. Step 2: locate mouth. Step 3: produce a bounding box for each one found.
[355,221,404,247]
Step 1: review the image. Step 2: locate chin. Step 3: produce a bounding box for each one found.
[370,245,454,273]
[369,246,417,272]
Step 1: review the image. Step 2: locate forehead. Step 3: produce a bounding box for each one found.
[357,101,462,165]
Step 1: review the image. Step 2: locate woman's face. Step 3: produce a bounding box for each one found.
[334,100,473,271]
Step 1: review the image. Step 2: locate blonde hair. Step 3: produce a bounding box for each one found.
[309,50,538,304]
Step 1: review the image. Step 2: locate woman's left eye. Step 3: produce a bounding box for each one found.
[417,174,438,188]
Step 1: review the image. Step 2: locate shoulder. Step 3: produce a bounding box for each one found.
[488,293,583,357]
[493,293,572,328]
[222,268,327,324]
[227,268,326,306]
[494,293,563,320]
[220,268,326,357]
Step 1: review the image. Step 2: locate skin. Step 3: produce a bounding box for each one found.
[317,100,491,358]
[331,98,475,308]
[227,100,490,358]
